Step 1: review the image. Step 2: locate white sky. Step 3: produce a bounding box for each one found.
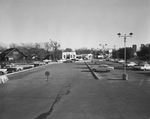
[0,0,150,50]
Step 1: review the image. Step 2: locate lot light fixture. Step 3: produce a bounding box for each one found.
[117,32,133,80]
[99,44,107,55]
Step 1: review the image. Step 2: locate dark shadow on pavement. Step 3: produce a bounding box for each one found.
[138,71,150,76]
[75,67,89,69]
[81,70,91,72]
[108,78,125,80]
[75,63,86,65]
[94,71,111,73]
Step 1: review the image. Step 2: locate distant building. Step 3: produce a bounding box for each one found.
[62,52,76,60]
[62,52,93,60]
[0,48,26,63]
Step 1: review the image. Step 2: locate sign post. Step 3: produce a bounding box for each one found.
[45,71,50,81]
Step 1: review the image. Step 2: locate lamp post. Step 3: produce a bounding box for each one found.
[117,32,133,80]
[99,44,107,57]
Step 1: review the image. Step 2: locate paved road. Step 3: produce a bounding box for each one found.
[1,62,150,119]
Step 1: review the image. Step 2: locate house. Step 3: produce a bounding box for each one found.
[0,48,26,63]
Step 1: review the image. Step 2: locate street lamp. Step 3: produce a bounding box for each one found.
[99,44,107,56]
[117,32,133,80]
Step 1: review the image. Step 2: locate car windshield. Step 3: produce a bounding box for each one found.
[98,66,103,68]
[103,66,108,68]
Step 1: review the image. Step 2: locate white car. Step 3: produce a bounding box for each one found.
[134,64,150,70]
[118,59,125,63]
[76,58,83,61]
[43,59,51,64]
[140,64,150,70]
[0,71,9,84]
[0,69,8,74]
[91,64,114,72]
[126,62,137,67]
[18,64,34,69]
[58,59,66,62]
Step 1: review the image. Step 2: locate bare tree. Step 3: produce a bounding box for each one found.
[0,45,7,53]
[50,39,61,61]
[9,43,18,48]
[43,41,52,53]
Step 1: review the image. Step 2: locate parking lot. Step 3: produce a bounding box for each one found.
[86,60,150,95]
[1,60,150,119]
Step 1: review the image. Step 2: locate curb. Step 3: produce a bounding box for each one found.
[6,62,62,76]
[84,62,99,80]
[0,62,62,85]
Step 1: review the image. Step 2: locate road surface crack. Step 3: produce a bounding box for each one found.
[34,84,71,119]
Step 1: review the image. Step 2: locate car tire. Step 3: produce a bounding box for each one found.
[106,70,110,72]
[12,70,15,73]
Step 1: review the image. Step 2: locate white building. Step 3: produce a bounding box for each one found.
[62,52,76,60]
[62,51,93,60]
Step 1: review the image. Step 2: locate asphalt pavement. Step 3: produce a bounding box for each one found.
[49,62,150,119]
[1,61,150,119]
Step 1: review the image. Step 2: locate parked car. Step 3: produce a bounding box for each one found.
[33,61,44,67]
[21,64,34,69]
[91,59,102,64]
[43,59,51,64]
[58,59,66,62]
[7,67,18,73]
[112,59,119,63]
[0,71,6,75]
[118,59,125,63]
[0,69,8,74]
[63,60,74,63]
[99,59,105,61]
[71,58,77,61]
[5,63,15,68]
[0,71,9,84]
[133,63,150,70]
[6,64,24,73]
[91,64,114,72]
[126,62,137,67]
[140,64,150,71]
[76,58,83,61]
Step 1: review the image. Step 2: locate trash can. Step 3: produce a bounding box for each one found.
[122,74,128,80]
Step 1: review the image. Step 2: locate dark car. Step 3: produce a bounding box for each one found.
[63,60,74,63]
[71,58,77,61]
[7,67,18,73]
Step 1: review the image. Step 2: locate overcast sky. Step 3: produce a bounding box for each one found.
[0,0,150,50]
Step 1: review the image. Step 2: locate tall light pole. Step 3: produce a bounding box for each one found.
[117,32,133,80]
[99,44,107,56]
